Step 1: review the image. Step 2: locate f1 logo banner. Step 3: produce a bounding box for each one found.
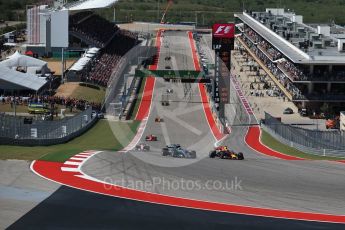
[212,23,235,50]
[212,23,235,38]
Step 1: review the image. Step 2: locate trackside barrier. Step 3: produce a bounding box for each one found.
[203,85,228,135]
[262,125,345,158]
[263,113,345,157]
[0,107,97,146]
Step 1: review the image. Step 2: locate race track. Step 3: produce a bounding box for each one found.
[20,30,345,228]
[83,30,345,216]
[83,75,345,215]
[9,186,345,230]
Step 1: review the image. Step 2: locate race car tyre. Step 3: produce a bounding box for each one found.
[162,149,169,156]
[209,151,216,158]
[238,152,244,160]
[144,146,150,151]
[220,152,227,159]
[190,151,196,159]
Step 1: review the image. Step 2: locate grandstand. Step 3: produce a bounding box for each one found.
[24,0,139,86]
[235,9,345,114]
[67,29,138,87]
[1,0,137,106]
[25,0,119,56]
[69,12,119,48]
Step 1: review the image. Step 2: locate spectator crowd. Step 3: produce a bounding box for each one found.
[278,60,306,81]
[70,13,119,47]
[79,30,138,87]
[241,35,304,100]
[0,95,102,112]
[245,28,282,60]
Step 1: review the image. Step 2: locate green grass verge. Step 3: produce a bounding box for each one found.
[130,78,146,120]
[260,130,344,160]
[0,120,140,162]
[98,0,345,26]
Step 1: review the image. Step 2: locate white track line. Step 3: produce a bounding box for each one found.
[61,167,79,172]
[64,161,82,166]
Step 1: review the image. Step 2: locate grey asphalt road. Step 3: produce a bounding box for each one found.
[158,30,196,71]
[9,186,345,230]
[83,76,345,216]
[0,160,59,229]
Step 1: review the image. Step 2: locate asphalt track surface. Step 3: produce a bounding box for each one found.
[83,77,345,215]
[158,30,196,71]
[10,30,345,228]
[9,186,345,230]
[83,31,345,216]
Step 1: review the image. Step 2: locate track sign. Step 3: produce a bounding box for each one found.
[212,23,234,118]
[212,24,235,38]
[31,128,38,138]
[212,23,235,50]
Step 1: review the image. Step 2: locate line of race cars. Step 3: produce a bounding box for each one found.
[135,133,244,160]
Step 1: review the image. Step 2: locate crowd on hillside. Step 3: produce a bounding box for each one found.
[70,14,119,47]
[0,95,102,112]
[79,30,138,87]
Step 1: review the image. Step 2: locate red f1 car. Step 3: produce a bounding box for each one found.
[145,134,158,141]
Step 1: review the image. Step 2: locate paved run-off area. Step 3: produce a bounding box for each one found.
[0,160,59,229]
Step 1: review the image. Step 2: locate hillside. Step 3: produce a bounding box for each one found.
[0,0,40,21]
[100,0,345,26]
[1,1,344,27]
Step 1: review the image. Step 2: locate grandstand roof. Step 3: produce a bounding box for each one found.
[87,47,100,54]
[67,0,119,11]
[69,47,100,71]
[236,13,309,63]
[69,57,91,71]
[236,12,345,64]
[0,65,47,91]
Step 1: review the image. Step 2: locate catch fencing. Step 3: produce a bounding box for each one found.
[264,112,345,157]
[0,107,96,146]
